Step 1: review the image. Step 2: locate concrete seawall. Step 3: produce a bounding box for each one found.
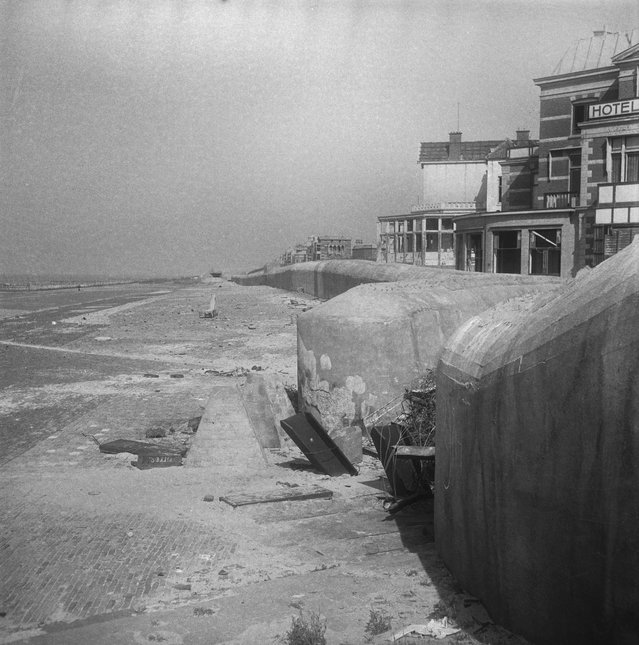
[436,239,639,644]
[231,260,458,300]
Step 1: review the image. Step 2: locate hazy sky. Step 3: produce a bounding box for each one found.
[2,0,639,277]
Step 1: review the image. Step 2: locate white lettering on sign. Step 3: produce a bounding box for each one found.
[588,99,639,119]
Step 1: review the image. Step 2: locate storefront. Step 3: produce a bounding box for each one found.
[454,210,576,278]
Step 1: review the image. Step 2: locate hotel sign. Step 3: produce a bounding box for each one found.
[588,99,639,119]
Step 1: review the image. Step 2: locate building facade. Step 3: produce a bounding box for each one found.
[281,235,353,265]
[455,29,639,278]
[310,236,352,261]
[377,132,505,267]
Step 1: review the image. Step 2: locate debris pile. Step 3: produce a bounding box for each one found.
[85,415,201,469]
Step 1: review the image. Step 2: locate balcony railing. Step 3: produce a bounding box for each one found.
[411,201,476,213]
[544,192,578,209]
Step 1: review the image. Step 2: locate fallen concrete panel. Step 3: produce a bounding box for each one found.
[297,271,560,437]
[280,412,358,476]
[436,239,639,645]
[98,439,184,457]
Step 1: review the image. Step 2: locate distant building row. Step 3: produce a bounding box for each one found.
[378,29,639,278]
[280,236,376,265]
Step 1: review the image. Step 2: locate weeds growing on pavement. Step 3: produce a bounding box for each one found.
[283,610,326,645]
[365,608,392,636]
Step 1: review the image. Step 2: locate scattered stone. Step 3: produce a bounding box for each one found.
[187,416,201,431]
[173,583,191,591]
[170,373,184,379]
[144,373,160,378]
[145,427,167,438]
[247,324,256,330]
[203,495,216,502]
[94,336,112,341]
[193,607,215,616]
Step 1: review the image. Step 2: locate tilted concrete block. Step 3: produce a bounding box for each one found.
[297,271,560,437]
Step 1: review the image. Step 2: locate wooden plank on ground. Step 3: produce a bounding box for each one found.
[394,445,436,459]
[220,485,333,508]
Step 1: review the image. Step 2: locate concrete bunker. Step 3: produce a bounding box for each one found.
[296,270,560,444]
[436,238,639,644]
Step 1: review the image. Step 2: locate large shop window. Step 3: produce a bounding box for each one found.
[530,229,561,276]
[609,136,639,183]
[494,230,521,274]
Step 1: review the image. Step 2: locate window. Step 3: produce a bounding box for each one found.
[549,149,579,179]
[609,136,639,183]
[569,151,581,194]
[425,218,438,231]
[441,233,454,251]
[425,233,438,251]
[530,229,561,276]
[494,230,521,274]
[572,103,587,135]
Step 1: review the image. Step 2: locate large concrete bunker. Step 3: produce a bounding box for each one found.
[436,238,639,644]
[296,270,560,435]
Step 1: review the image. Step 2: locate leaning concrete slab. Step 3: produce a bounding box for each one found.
[297,271,560,435]
[436,238,639,645]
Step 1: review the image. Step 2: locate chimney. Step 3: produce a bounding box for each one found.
[449,131,462,160]
[516,129,530,142]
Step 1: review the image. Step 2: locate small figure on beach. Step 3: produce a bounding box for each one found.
[202,294,218,318]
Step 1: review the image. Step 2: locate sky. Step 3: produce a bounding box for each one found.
[2,0,639,277]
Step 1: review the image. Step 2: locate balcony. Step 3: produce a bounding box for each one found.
[595,183,639,225]
[411,201,476,213]
[544,192,578,209]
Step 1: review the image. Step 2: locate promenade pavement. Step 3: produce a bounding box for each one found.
[0,280,529,645]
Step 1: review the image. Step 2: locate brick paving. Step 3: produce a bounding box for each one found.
[0,508,235,632]
[0,368,240,637]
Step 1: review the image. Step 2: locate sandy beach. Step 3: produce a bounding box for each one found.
[0,280,527,645]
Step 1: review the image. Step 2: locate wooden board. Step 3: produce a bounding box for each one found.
[220,485,333,508]
[394,445,436,459]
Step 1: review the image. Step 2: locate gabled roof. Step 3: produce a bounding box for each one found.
[612,41,639,65]
[551,29,639,75]
[419,140,503,163]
